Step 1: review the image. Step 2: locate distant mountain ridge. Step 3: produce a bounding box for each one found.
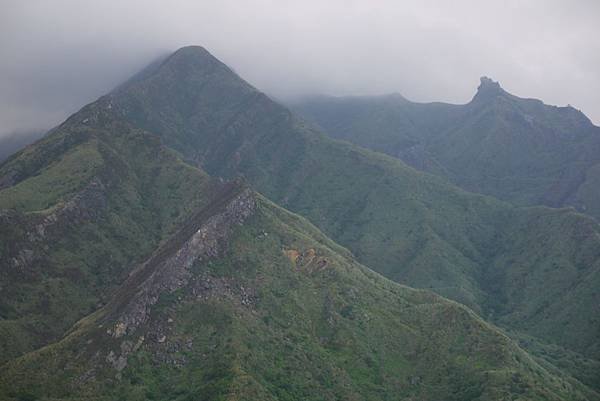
[290,77,600,219]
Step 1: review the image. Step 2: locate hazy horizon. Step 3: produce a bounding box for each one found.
[2,0,599,138]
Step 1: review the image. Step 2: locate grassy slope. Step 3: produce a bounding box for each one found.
[0,101,216,364]
[290,82,600,218]
[1,197,595,401]
[106,47,600,375]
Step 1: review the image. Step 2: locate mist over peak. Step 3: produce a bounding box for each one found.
[1,0,599,140]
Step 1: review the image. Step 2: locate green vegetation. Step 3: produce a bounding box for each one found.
[1,198,594,400]
[0,46,598,398]
[0,106,214,364]
[0,138,103,211]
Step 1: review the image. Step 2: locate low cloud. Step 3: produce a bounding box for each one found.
[2,0,599,138]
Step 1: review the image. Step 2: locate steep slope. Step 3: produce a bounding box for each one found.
[0,98,218,364]
[1,191,594,401]
[290,77,600,219]
[99,46,600,379]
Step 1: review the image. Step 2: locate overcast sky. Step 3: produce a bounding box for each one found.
[1,0,599,138]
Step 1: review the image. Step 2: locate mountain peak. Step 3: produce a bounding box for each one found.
[170,45,212,59]
[111,45,230,94]
[162,45,225,73]
[479,76,501,88]
[473,76,505,101]
[127,45,240,86]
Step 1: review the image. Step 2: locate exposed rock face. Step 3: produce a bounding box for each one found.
[283,248,329,272]
[190,273,256,306]
[105,183,256,338]
[0,178,108,274]
[83,182,257,376]
[36,179,107,236]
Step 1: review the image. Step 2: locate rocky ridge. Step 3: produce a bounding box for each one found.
[103,180,256,337]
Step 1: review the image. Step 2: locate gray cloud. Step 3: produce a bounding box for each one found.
[2,0,599,138]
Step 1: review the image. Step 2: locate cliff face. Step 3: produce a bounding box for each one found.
[104,182,256,338]
[51,181,260,378]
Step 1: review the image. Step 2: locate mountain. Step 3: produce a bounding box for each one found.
[290,77,600,220]
[0,46,599,398]
[0,69,592,400]
[96,47,600,375]
[0,100,217,364]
